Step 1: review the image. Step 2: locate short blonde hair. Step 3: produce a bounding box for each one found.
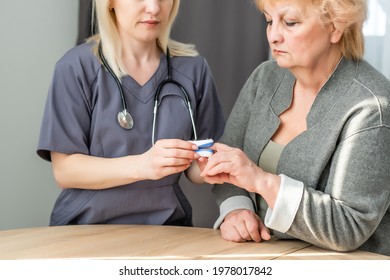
[89,0,198,78]
[254,0,367,60]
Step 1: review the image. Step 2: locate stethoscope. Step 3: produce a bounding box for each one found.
[98,43,198,144]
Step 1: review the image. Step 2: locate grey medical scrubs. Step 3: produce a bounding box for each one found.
[37,41,225,226]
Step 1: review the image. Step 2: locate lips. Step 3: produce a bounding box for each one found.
[142,20,159,25]
[273,49,286,54]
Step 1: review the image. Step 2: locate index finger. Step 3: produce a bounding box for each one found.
[200,152,225,176]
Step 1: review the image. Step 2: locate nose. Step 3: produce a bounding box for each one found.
[145,0,161,15]
[267,22,283,45]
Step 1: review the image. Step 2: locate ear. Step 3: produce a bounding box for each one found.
[329,21,345,44]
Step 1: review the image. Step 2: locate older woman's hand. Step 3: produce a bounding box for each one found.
[201,142,281,209]
[220,209,271,242]
[200,143,264,192]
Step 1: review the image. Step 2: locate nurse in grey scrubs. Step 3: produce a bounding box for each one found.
[37,0,225,226]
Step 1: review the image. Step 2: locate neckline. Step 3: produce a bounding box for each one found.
[269,139,286,149]
[120,52,167,103]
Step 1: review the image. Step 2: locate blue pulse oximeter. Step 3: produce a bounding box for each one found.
[188,139,214,157]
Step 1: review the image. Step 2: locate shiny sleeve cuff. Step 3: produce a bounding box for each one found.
[264,174,304,233]
[213,195,255,229]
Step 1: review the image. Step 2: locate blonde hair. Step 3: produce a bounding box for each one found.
[88,0,198,79]
[254,0,367,60]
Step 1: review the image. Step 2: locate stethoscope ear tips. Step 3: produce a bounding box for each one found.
[118,110,134,129]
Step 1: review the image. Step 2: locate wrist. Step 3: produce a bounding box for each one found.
[124,154,144,181]
[255,171,281,209]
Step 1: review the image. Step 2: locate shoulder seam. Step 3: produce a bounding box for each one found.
[343,124,390,142]
[352,78,384,125]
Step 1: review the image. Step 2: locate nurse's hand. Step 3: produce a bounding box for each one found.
[140,139,199,180]
[220,209,271,243]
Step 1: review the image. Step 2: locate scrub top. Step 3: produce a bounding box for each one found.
[37,41,225,226]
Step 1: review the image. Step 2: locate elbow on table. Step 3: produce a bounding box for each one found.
[327,243,361,253]
[318,236,367,253]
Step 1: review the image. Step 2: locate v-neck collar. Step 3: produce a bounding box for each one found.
[269,57,356,129]
[120,52,167,103]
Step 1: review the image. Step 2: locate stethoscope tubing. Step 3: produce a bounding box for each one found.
[98,43,128,117]
[98,42,198,144]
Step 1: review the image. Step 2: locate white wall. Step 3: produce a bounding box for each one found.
[0,1,78,230]
[364,0,390,79]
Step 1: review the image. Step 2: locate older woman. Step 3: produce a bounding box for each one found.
[201,0,390,255]
[37,0,225,226]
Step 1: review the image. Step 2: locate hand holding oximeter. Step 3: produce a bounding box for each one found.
[188,139,214,157]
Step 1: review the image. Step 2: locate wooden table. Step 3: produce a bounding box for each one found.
[0,225,388,260]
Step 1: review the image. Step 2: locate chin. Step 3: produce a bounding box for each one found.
[274,60,291,69]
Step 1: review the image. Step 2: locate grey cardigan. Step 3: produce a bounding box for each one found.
[213,58,390,256]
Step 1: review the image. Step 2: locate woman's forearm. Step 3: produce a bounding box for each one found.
[51,152,144,190]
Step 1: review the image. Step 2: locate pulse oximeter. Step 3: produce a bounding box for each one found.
[188,139,214,157]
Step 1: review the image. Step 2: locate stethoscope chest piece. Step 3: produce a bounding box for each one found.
[118,109,134,130]
[99,42,196,137]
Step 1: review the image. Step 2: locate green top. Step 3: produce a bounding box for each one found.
[257,140,284,221]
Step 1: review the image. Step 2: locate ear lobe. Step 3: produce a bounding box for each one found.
[330,21,345,43]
